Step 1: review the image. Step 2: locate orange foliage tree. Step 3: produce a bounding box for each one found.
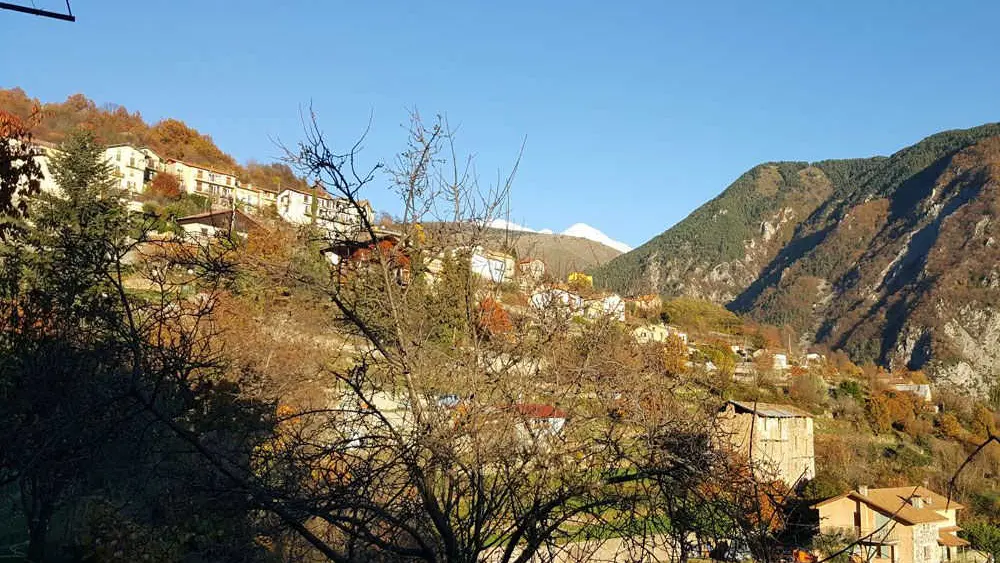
[478,297,512,336]
[146,171,182,200]
[0,109,43,237]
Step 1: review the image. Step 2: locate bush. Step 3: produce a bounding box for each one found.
[790,374,827,409]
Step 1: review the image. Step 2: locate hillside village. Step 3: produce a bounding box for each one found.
[24,135,998,563]
[3,94,1000,563]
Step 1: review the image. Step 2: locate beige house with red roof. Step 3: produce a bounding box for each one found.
[166,158,239,200]
[813,486,971,563]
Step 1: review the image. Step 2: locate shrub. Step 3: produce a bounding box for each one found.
[790,374,827,409]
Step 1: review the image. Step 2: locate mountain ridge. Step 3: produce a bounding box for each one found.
[594,122,1000,395]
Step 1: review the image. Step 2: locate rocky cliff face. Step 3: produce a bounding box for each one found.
[596,124,1000,395]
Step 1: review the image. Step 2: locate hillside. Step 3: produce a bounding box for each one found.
[0,87,310,193]
[594,123,1000,395]
[485,228,622,278]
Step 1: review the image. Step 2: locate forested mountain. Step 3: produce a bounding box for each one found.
[594,123,1000,395]
[0,87,310,193]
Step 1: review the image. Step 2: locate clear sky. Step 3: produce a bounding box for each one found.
[3,0,1000,247]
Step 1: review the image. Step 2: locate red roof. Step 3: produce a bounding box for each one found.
[513,404,566,419]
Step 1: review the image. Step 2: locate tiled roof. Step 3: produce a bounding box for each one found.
[938,531,970,547]
[871,486,964,511]
[813,486,963,526]
[166,158,238,178]
[175,207,263,231]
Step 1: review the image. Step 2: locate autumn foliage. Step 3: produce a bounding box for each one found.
[0,109,43,235]
[0,88,310,191]
[478,297,512,335]
[146,172,182,200]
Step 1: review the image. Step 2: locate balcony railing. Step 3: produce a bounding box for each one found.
[824,526,901,544]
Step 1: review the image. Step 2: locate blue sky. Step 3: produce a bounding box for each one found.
[3,0,1000,247]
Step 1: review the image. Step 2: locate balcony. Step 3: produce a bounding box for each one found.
[824,526,901,544]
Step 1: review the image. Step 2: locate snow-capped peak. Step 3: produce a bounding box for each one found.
[560,223,632,253]
[486,218,536,232]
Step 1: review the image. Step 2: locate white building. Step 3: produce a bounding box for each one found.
[32,141,61,196]
[585,294,625,322]
[530,288,585,313]
[470,246,515,284]
[633,323,688,345]
[101,144,170,194]
[773,353,789,371]
[277,187,373,238]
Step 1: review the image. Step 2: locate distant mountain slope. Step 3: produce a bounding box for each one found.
[561,223,632,253]
[594,123,1000,394]
[483,228,622,279]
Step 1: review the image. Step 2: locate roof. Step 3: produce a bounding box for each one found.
[726,400,813,418]
[278,186,360,204]
[812,486,963,526]
[33,139,58,149]
[938,531,970,547]
[175,208,263,233]
[513,404,567,419]
[871,486,964,511]
[166,158,238,178]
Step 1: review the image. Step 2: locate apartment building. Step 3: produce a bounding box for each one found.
[166,158,238,201]
[276,186,373,237]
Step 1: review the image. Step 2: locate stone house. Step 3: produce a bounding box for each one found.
[812,486,970,563]
[517,257,546,286]
[716,400,815,488]
[627,294,663,315]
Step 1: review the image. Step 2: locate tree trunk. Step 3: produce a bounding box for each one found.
[22,480,54,563]
[26,508,52,563]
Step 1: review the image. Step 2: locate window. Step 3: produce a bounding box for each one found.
[116,150,121,161]
[196,181,203,192]
[197,169,203,178]
[923,546,932,560]
[874,511,890,529]
[226,177,232,186]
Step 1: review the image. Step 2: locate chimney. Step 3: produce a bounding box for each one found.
[912,497,924,509]
[858,485,869,497]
